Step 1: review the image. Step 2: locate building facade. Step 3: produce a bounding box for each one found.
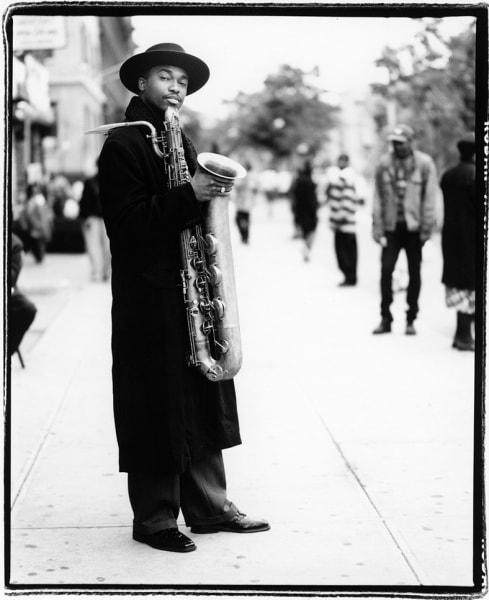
[11,15,135,207]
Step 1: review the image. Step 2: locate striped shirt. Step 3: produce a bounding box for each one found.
[325,166,363,233]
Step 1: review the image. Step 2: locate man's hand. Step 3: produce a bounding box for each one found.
[190,168,234,203]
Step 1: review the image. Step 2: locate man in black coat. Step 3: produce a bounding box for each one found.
[441,134,476,351]
[98,43,269,553]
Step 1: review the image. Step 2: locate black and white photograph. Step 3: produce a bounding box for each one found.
[4,1,487,597]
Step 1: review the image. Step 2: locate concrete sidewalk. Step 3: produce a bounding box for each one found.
[7,199,480,594]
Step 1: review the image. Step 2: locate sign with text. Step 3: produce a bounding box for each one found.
[13,16,67,51]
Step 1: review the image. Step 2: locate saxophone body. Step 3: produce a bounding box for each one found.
[87,108,245,382]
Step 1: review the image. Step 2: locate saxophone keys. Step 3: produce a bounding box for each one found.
[206,364,224,382]
[204,233,218,255]
[215,339,230,355]
[201,320,214,336]
[212,298,225,320]
[207,265,222,286]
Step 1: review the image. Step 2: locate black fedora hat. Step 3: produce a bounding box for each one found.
[120,43,210,95]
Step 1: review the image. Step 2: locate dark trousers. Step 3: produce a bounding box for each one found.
[128,449,237,534]
[334,231,357,283]
[9,291,37,355]
[380,222,423,323]
[235,210,250,243]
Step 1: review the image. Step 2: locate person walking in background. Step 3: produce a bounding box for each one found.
[233,162,257,244]
[21,183,54,264]
[440,134,476,351]
[290,161,319,262]
[98,43,269,555]
[79,164,111,282]
[372,124,439,335]
[325,154,365,286]
[9,233,37,359]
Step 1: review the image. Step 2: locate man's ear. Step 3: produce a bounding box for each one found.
[138,77,146,91]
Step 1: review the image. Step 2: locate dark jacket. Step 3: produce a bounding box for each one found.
[291,170,318,235]
[98,97,241,474]
[79,174,103,219]
[440,160,476,290]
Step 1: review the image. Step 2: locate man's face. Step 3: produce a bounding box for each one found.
[138,65,188,114]
[392,139,412,159]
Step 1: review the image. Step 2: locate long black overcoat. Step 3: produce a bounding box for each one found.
[440,160,476,290]
[98,97,241,474]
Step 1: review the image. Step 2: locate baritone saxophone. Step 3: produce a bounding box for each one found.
[86,107,246,382]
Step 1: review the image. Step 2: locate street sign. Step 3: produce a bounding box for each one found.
[13,16,67,51]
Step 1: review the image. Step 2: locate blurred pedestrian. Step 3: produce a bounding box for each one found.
[440,134,476,351]
[98,43,269,554]
[290,161,319,262]
[21,183,54,263]
[372,124,439,335]
[325,154,365,286]
[9,233,37,359]
[79,165,111,282]
[233,162,257,244]
[47,173,72,218]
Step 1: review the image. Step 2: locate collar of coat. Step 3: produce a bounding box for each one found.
[125,96,198,175]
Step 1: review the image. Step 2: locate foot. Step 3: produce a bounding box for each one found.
[338,280,356,287]
[405,322,417,335]
[191,511,270,534]
[453,337,475,351]
[133,528,196,552]
[372,320,391,334]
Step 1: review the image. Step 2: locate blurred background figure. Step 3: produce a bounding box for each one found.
[260,168,279,217]
[9,233,37,363]
[233,162,257,245]
[14,183,54,264]
[290,161,319,262]
[47,173,73,219]
[324,154,365,286]
[372,124,439,335]
[79,163,111,282]
[440,134,476,351]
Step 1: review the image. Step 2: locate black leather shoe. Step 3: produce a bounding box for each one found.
[191,512,270,534]
[339,280,356,287]
[133,528,196,552]
[373,320,391,334]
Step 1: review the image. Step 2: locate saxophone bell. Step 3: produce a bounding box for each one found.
[197,152,247,181]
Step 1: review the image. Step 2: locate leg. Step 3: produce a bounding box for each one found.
[9,292,37,355]
[181,450,270,534]
[128,471,196,552]
[242,212,250,243]
[99,219,112,280]
[128,471,180,534]
[340,232,358,284]
[404,232,423,324]
[334,231,347,277]
[380,233,402,322]
[453,311,475,350]
[83,217,103,281]
[180,450,237,528]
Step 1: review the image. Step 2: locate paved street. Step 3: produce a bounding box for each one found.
[7,197,480,594]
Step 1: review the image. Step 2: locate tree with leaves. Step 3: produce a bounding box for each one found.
[371,18,476,172]
[209,64,338,166]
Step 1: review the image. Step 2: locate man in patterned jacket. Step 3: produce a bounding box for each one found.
[372,124,439,335]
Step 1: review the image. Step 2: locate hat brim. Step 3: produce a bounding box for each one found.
[120,50,210,95]
[388,134,410,143]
